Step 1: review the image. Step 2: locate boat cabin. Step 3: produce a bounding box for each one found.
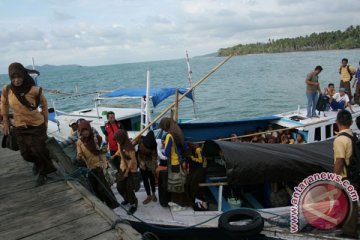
[179,104,360,144]
[274,105,360,143]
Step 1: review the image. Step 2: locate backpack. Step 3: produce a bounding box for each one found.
[339,65,354,81]
[338,132,360,184]
[316,94,329,112]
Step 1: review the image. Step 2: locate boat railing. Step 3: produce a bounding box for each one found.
[96,103,141,109]
[199,177,228,212]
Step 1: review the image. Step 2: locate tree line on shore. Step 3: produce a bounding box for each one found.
[218,25,360,56]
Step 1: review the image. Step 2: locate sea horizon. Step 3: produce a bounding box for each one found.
[1,48,360,123]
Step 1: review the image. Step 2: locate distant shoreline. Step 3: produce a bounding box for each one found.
[226,48,360,57]
[218,25,360,57]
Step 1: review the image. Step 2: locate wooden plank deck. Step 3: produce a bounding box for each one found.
[0,137,141,240]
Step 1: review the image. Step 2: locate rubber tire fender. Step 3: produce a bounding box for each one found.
[218,208,264,238]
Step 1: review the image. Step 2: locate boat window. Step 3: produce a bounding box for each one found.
[314,127,321,141]
[326,125,331,138]
[119,115,141,131]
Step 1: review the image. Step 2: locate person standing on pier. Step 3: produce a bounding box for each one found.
[333,110,358,239]
[305,65,323,118]
[1,62,57,186]
[113,129,138,215]
[104,111,122,171]
[76,119,119,209]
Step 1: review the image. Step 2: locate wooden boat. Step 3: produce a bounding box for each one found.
[47,86,193,141]
[179,105,360,143]
[110,137,359,239]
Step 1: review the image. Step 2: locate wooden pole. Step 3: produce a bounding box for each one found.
[194,120,329,144]
[132,54,234,140]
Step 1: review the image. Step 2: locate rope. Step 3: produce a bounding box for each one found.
[51,91,97,101]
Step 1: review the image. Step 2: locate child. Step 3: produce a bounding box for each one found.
[76,120,119,209]
[324,83,336,98]
[113,129,138,214]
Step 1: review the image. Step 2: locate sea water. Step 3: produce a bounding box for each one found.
[1,49,359,122]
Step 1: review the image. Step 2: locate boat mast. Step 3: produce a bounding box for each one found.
[186,51,198,119]
[141,70,151,134]
[31,57,38,85]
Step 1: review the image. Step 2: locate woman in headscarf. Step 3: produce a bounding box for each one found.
[1,62,56,186]
[76,120,119,209]
[134,130,158,204]
[113,129,138,215]
[159,117,191,207]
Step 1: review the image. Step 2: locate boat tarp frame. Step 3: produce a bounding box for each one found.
[100,87,193,107]
[203,140,334,185]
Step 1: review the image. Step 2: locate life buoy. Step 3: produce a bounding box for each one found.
[218,208,264,238]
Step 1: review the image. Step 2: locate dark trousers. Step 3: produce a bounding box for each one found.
[88,168,119,209]
[354,84,360,104]
[140,168,156,196]
[16,124,56,175]
[117,172,137,206]
[186,167,206,202]
[340,80,352,101]
[342,183,358,237]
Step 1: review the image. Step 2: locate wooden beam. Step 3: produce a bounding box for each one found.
[199,182,228,187]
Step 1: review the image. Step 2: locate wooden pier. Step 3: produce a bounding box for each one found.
[0,141,141,240]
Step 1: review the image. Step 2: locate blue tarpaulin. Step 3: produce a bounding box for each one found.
[101,87,193,107]
[179,116,281,141]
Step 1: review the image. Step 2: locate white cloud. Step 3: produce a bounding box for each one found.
[51,9,76,22]
[0,0,359,73]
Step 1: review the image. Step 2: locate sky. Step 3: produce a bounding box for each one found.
[0,0,359,73]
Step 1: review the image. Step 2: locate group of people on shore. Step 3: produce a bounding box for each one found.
[306,58,360,117]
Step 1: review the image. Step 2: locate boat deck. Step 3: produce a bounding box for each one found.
[275,104,360,128]
[112,183,360,239]
[0,137,141,240]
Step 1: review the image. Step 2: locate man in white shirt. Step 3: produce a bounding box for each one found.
[330,88,355,113]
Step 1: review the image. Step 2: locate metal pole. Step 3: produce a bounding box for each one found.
[186,51,198,119]
[145,70,151,133]
[218,185,223,212]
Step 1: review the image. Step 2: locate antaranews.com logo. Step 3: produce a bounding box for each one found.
[290,172,359,233]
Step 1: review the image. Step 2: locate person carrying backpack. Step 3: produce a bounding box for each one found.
[333,110,358,239]
[1,63,57,187]
[339,58,356,102]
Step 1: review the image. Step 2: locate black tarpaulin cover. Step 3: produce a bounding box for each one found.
[203,140,334,185]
